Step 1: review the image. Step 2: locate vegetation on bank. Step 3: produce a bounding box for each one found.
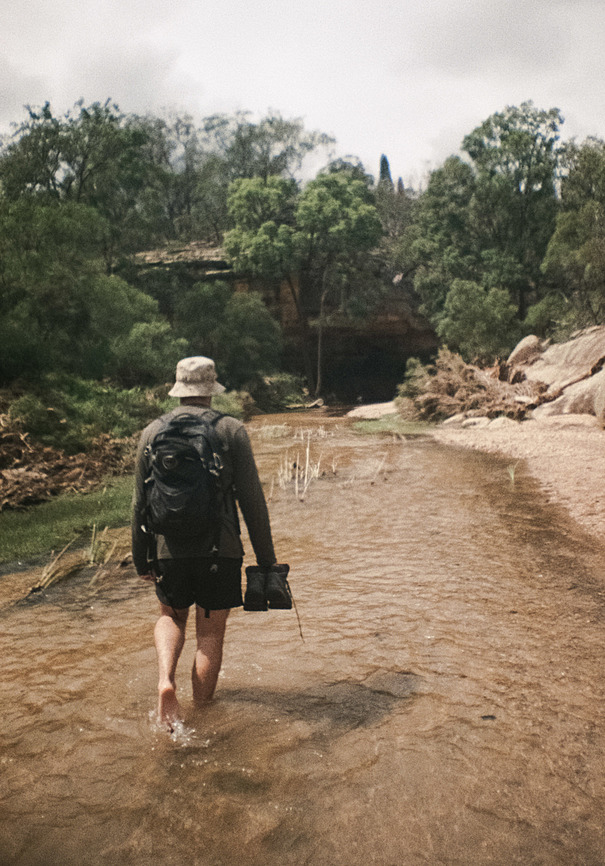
[2,98,605,467]
[0,476,133,565]
[351,415,431,436]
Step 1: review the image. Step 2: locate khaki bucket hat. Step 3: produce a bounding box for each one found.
[168,356,226,398]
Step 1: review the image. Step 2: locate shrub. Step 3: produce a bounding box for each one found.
[211,391,246,419]
[248,373,307,412]
[173,281,283,390]
[109,321,188,388]
[524,294,576,341]
[8,376,174,453]
[397,357,429,398]
[437,279,521,362]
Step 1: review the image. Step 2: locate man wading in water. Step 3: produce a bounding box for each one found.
[132,356,279,727]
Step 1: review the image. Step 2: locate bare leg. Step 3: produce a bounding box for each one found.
[191,608,229,707]
[154,603,189,726]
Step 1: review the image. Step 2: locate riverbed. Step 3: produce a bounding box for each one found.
[1,414,605,865]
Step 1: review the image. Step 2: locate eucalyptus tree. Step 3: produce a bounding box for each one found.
[204,112,334,182]
[158,111,334,244]
[462,101,563,318]
[223,176,314,385]
[540,137,605,330]
[0,100,170,269]
[295,171,383,394]
[409,102,564,359]
[410,155,478,320]
[224,169,383,395]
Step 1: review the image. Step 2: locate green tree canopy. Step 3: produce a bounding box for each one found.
[437,279,521,362]
[540,137,605,329]
[0,199,180,384]
[295,172,383,393]
[205,112,333,181]
[0,101,169,268]
[172,280,282,390]
[226,176,298,231]
[409,102,564,360]
[223,176,313,385]
[223,170,384,394]
[462,101,562,317]
[410,155,477,319]
[379,154,393,187]
[159,111,333,243]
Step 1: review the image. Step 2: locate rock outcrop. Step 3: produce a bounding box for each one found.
[505,326,605,423]
[403,329,605,427]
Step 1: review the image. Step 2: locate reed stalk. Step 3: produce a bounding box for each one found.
[507,462,518,487]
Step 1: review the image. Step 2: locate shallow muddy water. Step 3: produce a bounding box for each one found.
[1,413,605,865]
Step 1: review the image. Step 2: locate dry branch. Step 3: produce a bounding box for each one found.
[406,349,548,422]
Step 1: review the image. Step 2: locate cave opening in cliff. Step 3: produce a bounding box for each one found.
[321,347,412,404]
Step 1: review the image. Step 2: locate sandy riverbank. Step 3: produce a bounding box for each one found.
[348,402,605,542]
[433,415,605,541]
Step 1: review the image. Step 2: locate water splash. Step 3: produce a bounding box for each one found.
[148,709,196,747]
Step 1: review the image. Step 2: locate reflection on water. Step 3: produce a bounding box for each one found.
[1,414,605,865]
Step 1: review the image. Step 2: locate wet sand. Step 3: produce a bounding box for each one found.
[432,415,605,542]
[348,403,605,543]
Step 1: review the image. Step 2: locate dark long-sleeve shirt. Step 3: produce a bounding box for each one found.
[131,405,276,573]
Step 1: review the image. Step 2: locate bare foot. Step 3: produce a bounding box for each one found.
[158,684,181,729]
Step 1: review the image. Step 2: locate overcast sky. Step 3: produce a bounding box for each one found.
[2,0,604,186]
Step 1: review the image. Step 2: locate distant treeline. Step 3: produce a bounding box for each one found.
[1,98,604,417]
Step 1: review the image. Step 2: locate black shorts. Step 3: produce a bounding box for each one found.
[155,557,243,611]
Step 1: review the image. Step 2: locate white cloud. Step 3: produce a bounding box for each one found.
[400,0,569,75]
[0,56,49,131]
[63,44,183,114]
[1,0,605,181]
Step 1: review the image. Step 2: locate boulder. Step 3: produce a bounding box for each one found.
[346,401,396,419]
[507,334,544,367]
[488,416,519,429]
[505,326,605,421]
[533,367,605,420]
[522,325,605,392]
[441,413,467,427]
[595,379,605,426]
[461,416,491,429]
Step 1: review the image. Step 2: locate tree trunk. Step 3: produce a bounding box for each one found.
[285,274,316,392]
[315,271,329,398]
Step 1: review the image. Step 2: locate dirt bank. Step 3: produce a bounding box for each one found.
[435,415,605,541]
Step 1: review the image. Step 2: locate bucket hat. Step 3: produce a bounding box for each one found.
[168,356,225,398]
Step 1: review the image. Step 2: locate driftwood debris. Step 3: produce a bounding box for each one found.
[0,415,135,512]
[405,331,605,424]
[407,350,548,422]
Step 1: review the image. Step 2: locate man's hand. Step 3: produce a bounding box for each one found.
[138,571,156,582]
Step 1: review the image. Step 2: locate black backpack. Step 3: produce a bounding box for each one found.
[143,411,224,545]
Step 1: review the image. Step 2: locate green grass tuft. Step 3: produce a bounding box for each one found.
[0,476,134,566]
[351,414,431,436]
